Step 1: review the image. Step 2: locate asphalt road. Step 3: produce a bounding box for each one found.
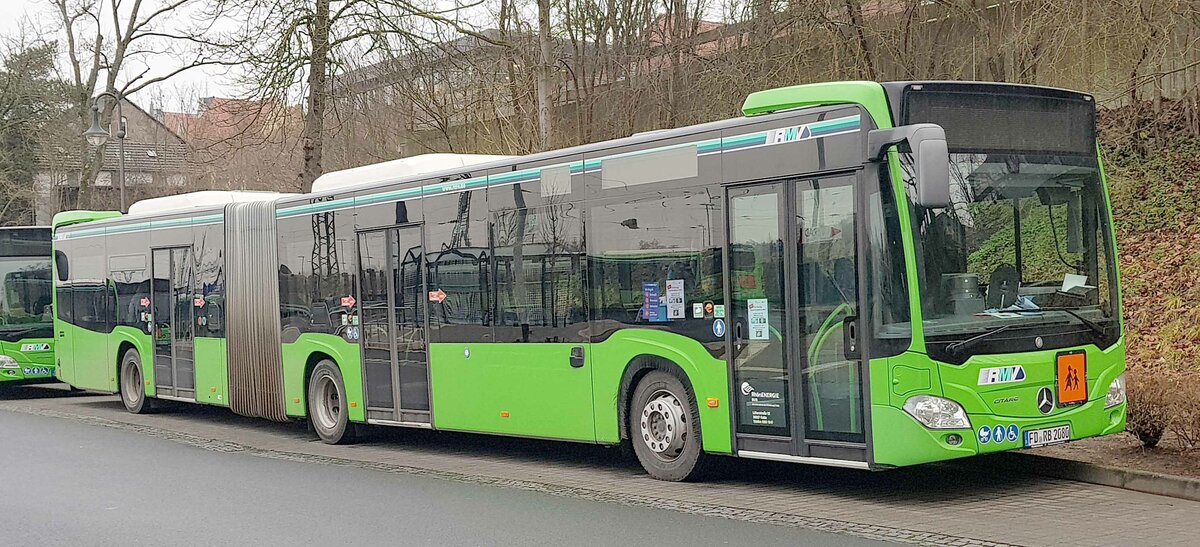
[0,408,881,547]
[2,384,1198,546]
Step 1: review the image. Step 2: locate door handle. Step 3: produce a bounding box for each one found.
[569,346,585,368]
[842,315,860,359]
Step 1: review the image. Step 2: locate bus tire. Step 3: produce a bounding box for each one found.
[119,349,153,414]
[307,359,357,444]
[629,370,706,481]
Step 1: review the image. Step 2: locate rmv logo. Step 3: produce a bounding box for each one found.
[767,125,812,145]
[978,366,1027,386]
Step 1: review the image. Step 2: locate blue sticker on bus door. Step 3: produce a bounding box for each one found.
[713,319,726,337]
[642,282,665,322]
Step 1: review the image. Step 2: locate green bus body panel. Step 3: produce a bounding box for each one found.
[742,81,893,131]
[51,210,122,230]
[73,327,115,391]
[194,337,229,406]
[589,330,733,454]
[282,333,365,422]
[0,337,55,383]
[113,326,154,396]
[430,343,596,441]
[872,339,1127,467]
[427,331,731,453]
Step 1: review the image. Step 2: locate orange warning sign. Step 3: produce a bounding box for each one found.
[1056,351,1087,406]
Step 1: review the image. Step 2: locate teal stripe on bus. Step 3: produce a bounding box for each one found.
[56,213,224,240]
[276,113,860,219]
[56,114,862,230]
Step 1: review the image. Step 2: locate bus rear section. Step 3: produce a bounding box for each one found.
[868,82,1125,467]
[0,227,56,386]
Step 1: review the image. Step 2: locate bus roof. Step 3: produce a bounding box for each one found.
[52,210,122,230]
[312,154,515,194]
[127,190,295,217]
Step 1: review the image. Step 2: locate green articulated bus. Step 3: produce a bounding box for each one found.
[53,81,1125,480]
[0,226,56,387]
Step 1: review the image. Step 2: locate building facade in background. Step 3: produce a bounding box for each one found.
[32,98,190,223]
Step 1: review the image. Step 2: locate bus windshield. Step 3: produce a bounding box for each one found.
[911,153,1117,352]
[0,256,54,340]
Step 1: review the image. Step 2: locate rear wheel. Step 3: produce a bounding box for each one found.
[308,360,358,444]
[629,370,706,481]
[119,350,152,414]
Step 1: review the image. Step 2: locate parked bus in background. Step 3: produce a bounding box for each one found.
[53,81,1125,480]
[0,227,56,387]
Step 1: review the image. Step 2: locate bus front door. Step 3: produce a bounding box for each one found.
[357,225,431,426]
[151,247,196,400]
[726,173,868,465]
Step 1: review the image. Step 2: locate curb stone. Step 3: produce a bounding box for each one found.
[987,451,1200,503]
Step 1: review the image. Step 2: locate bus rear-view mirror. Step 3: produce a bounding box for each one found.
[868,123,951,209]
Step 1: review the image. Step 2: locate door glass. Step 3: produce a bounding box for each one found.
[172,247,195,391]
[152,249,172,390]
[358,230,394,409]
[796,176,864,443]
[393,228,429,412]
[729,185,790,436]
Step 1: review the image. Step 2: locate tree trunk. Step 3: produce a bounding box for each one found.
[535,0,554,151]
[300,0,331,193]
[844,0,876,80]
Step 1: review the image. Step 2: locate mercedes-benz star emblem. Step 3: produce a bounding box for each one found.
[1037,387,1054,414]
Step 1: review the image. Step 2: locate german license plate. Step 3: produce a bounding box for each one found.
[1025,424,1071,448]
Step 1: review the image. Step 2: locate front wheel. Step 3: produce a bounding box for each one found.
[307,360,358,444]
[119,350,153,414]
[629,370,706,481]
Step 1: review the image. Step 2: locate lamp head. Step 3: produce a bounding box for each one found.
[83,106,109,146]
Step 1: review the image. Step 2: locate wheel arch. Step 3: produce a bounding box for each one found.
[617,355,701,444]
[282,333,365,422]
[597,329,733,454]
[115,340,137,394]
[302,350,335,410]
[112,330,149,395]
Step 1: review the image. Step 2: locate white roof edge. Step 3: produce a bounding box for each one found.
[311,153,516,194]
[127,190,298,217]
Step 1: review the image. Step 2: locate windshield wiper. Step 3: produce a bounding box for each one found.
[946,325,1013,355]
[1036,307,1109,339]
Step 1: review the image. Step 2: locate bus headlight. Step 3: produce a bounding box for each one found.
[1105,373,1126,408]
[0,355,18,369]
[903,395,971,429]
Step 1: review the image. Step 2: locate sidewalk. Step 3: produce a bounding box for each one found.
[988,433,1200,503]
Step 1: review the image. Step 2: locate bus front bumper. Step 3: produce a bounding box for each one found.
[871,399,1126,468]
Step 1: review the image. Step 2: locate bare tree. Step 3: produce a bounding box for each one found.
[212,0,499,192]
[50,0,230,209]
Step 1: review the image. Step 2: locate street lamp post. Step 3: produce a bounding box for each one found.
[83,91,127,213]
